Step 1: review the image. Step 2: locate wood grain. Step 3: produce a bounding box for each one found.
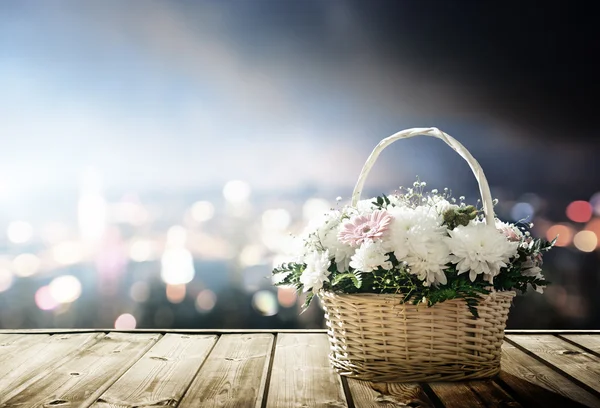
[266,333,347,408]
[92,333,217,408]
[500,341,600,407]
[347,380,434,407]
[2,332,161,408]
[179,333,273,408]
[507,334,600,394]
[467,380,522,407]
[427,382,486,408]
[0,333,44,361]
[560,334,600,356]
[0,333,102,403]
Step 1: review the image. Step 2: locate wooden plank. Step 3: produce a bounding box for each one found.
[0,333,45,362]
[266,333,347,408]
[91,334,217,408]
[427,383,486,408]
[2,332,161,408]
[0,333,102,402]
[507,335,600,394]
[468,380,522,407]
[347,380,434,407]
[500,341,600,407]
[179,333,273,408]
[559,334,600,356]
[0,329,329,334]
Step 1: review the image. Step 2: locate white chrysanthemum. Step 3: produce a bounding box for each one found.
[321,222,355,272]
[349,240,392,272]
[297,210,353,271]
[445,221,519,283]
[521,258,543,279]
[300,250,331,293]
[356,199,378,212]
[385,206,450,285]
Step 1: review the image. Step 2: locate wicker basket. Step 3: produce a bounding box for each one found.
[321,291,515,382]
[319,127,515,382]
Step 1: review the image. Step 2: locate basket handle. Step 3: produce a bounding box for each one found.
[351,127,495,225]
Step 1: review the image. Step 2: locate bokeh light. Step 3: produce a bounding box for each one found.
[262,209,291,231]
[191,201,215,222]
[277,287,297,308]
[12,253,41,277]
[223,180,251,203]
[195,289,217,312]
[566,201,593,223]
[166,225,188,247]
[166,284,186,304]
[546,224,574,247]
[115,313,137,329]
[6,221,33,244]
[590,192,600,216]
[129,239,156,262]
[510,202,535,221]
[0,268,13,292]
[573,231,597,252]
[161,248,195,285]
[302,198,330,221]
[240,245,263,267]
[35,286,59,311]
[585,218,600,240]
[252,290,278,316]
[52,241,85,265]
[129,281,150,302]
[49,275,82,304]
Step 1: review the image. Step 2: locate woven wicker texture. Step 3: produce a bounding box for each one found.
[320,291,515,382]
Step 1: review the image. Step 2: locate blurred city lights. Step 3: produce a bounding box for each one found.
[191,201,215,222]
[129,281,150,302]
[510,202,535,221]
[239,245,264,267]
[277,287,297,308]
[49,275,82,304]
[166,225,188,247]
[0,268,13,292]
[302,198,330,221]
[566,201,593,223]
[590,192,600,216]
[195,289,217,312]
[129,239,156,262]
[223,180,251,203]
[35,286,59,311]
[262,209,291,231]
[40,222,70,245]
[6,221,33,244]
[546,224,574,247]
[585,218,600,240]
[166,284,186,304]
[252,290,278,316]
[573,231,597,252]
[112,202,149,226]
[78,193,107,241]
[114,313,137,329]
[12,253,41,277]
[52,241,85,265]
[161,248,195,285]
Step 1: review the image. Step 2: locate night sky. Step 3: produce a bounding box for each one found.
[0,1,598,206]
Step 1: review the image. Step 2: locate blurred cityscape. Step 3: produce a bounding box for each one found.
[0,171,599,330]
[1,1,598,329]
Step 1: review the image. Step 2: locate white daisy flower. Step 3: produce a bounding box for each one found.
[300,250,332,293]
[445,221,519,283]
[349,240,392,272]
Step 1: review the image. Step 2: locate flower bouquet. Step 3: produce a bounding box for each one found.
[273,127,554,382]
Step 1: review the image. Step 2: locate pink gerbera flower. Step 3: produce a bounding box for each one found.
[338,210,393,247]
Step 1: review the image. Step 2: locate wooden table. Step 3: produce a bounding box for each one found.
[0,330,598,407]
